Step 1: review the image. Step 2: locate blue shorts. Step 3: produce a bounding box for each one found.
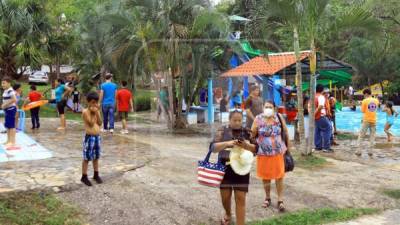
[82,134,101,161]
[4,106,17,129]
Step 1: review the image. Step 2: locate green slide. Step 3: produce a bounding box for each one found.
[240,40,270,57]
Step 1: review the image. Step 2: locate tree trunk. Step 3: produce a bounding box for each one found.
[293,26,306,154]
[167,67,175,130]
[307,39,317,155]
[56,56,61,79]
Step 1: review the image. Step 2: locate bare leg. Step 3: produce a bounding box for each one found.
[384,123,391,142]
[263,180,271,199]
[93,159,99,172]
[234,190,246,225]
[58,114,66,130]
[82,160,89,175]
[220,189,232,223]
[122,118,127,130]
[10,128,16,146]
[276,178,284,202]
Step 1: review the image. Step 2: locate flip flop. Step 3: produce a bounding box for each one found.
[278,201,286,212]
[262,198,271,208]
[6,146,21,151]
[220,215,230,225]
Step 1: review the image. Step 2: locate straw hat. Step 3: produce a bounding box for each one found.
[228,146,254,176]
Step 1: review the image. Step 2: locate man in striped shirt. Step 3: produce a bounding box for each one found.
[1,77,18,148]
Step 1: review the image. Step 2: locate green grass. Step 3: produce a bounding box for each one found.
[249,208,379,225]
[383,189,400,199]
[293,153,328,169]
[0,192,84,225]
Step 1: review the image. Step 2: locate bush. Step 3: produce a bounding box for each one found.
[134,95,151,111]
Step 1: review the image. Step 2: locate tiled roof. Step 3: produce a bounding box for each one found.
[222,51,311,77]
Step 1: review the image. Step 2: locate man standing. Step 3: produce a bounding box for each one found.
[245,85,263,129]
[356,89,379,156]
[99,73,117,133]
[116,81,134,134]
[314,85,333,153]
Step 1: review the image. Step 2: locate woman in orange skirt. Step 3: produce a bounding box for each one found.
[251,101,289,212]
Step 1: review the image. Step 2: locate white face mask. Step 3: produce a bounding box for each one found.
[264,108,274,117]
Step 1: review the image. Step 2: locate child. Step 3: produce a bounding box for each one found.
[116,81,134,134]
[12,83,22,130]
[383,101,399,142]
[2,77,18,148]
[72,87,80,112]
[24,85,43,129]
[81,92,103,186]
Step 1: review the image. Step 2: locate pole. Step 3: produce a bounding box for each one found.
[207,78,214,124]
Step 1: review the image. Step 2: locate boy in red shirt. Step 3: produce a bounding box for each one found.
[116,81,134,134]
[24,85,43,129]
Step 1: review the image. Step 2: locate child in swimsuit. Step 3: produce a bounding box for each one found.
[81,92,103,186]
[383,101,398,142]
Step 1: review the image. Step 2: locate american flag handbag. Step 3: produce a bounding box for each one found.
[197,149,226,187]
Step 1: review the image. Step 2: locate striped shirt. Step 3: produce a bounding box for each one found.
[2,87,16,108]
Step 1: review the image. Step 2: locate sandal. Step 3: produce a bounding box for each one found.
[262,198,271,208]
[221,215,230,225]
[278,201,285,212]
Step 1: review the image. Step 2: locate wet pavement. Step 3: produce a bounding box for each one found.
[0,118,156,193]
[1,113,400,224]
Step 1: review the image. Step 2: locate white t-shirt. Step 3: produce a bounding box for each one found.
[2,87,16,108]
[348,86,354,95]
[318,95,326,116]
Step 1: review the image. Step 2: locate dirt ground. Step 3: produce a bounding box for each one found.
[58,116,400,225]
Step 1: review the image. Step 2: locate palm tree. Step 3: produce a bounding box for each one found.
[304,0,381,153]
[256,0,308,154]
[0,0,50,80]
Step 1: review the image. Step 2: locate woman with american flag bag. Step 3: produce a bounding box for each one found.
[205,109,256,225]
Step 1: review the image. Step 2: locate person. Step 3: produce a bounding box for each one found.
[116,81,134,134]
[1,77,18,148]
[383,101,398,142]
[24,85,43,129]
[314,85,333,153]
[157,86,170,122]
[245,85,263,129]
[324,90,338,146]
[81,92,103,186]
[220,93,228,113]
[99,73,118,133]
[328,93,338,135]
[231,90,243,109]
[12,83,22,130]
[210,110,256,225]
[251,101,289,212]
[54,78,72,130]
[72,87,80,112]
[356,89,379,156]
[348,85,354,101]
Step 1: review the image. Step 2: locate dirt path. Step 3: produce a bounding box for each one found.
[59,120,400,225]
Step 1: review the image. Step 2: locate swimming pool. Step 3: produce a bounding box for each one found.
[335,106,400,136]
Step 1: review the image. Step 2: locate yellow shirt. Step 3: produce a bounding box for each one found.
[361,97,379,123]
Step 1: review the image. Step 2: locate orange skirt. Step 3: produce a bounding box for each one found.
[256,154,285,180]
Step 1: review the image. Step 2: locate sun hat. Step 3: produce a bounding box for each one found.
[228,146,254,175]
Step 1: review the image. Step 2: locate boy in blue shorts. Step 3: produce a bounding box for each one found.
[81,92,103,186]
[2,77,18,149]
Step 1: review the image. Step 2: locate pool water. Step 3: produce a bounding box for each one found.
[335,106,400,136]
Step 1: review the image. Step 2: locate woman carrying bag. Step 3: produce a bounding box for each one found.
[210,109,256,225]
[251,101,290,212]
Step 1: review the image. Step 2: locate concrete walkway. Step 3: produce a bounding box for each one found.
[331,209,400,225]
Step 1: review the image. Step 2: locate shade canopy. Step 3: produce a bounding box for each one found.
[302,79,338,91]
[319,70,352,87]
[221,51,353,77]
[221,51,310,77]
